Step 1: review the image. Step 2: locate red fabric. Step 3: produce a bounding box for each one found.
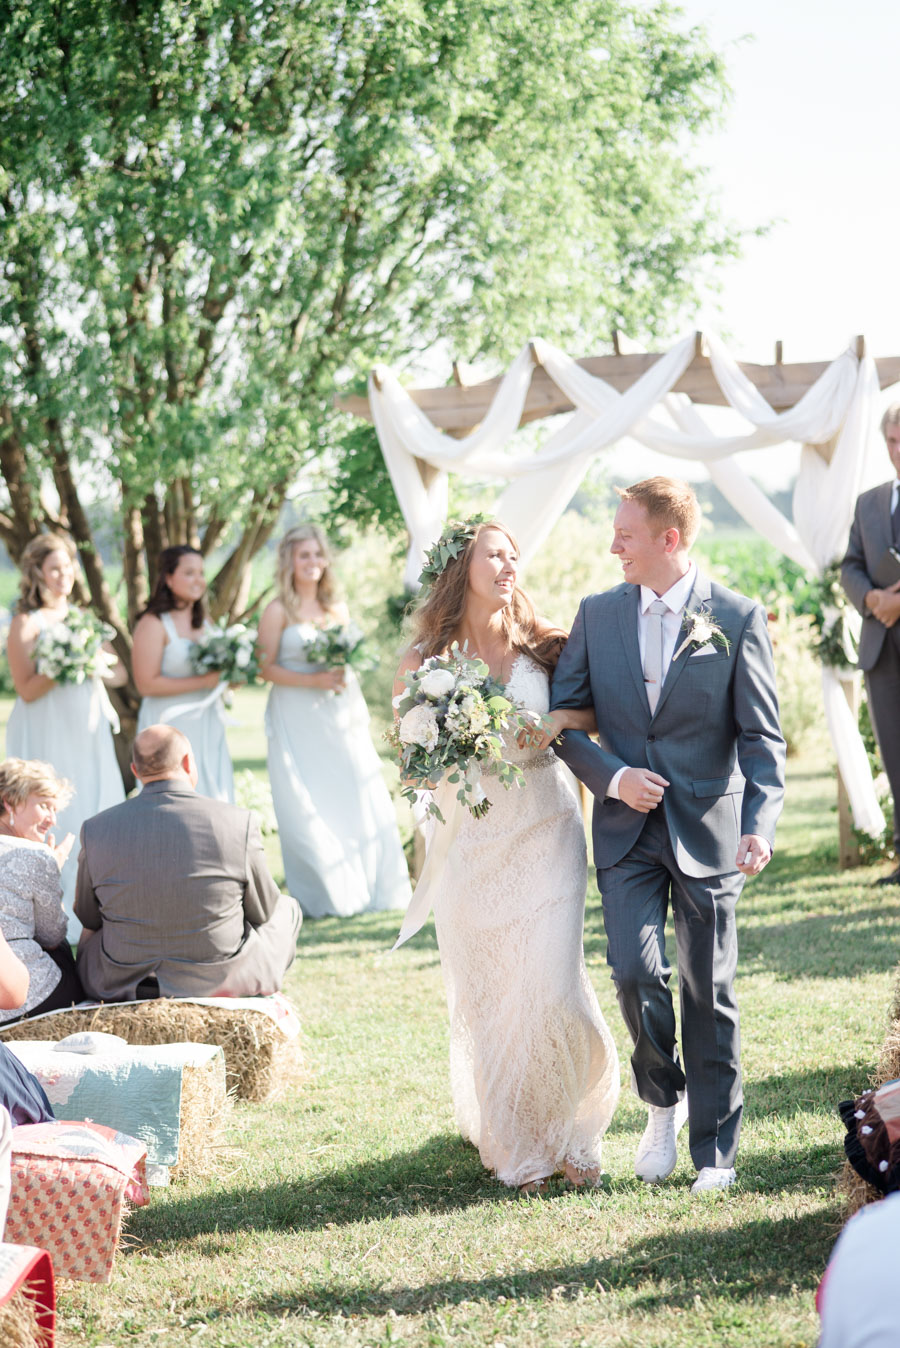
[0,1243,55,1344]
[5,1120,148,1284]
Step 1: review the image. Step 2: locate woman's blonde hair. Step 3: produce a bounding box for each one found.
[15,533,78,614]
[409,520,566,674]
[0,758,73,813]
[275,525,339,621]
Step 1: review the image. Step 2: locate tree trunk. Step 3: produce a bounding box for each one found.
[122,500,148,627]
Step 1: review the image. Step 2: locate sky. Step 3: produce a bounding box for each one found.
[683,0,899,363]
[577,0,900,487]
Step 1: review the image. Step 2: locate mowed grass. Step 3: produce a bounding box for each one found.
[3,691,896,1347]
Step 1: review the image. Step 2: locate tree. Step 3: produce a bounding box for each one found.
[0,0,736,695]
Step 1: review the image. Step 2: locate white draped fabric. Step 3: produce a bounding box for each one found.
[368,334,887,835]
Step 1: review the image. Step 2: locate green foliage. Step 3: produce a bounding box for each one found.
[694,536,806,606]
[232,768,278,836]
[0,0,739,594]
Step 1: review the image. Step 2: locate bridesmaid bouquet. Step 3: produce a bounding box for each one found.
[189,622,260,685]
[388,644,537,821]
[304,622,378,674]
[33,610,117,685]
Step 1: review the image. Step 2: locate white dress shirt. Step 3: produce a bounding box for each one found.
[606,563,696,800]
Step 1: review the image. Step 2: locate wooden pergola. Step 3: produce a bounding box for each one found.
[339,332,900,868]
[338,332,900,443]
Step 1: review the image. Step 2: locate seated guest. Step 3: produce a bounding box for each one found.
[0,758,84,1023]
[817,1078,900,1346]
[0,929,54,1131]
[75,725,302,1000]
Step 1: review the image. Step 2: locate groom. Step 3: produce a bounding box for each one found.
[551,477,785,1193]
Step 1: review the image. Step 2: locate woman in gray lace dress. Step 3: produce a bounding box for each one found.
[0,759,83,1022]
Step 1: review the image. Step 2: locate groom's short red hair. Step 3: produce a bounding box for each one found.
[616,477,701,549]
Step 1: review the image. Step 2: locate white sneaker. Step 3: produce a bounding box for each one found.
[691,1166,736,1194]
[634,1098,688,1183]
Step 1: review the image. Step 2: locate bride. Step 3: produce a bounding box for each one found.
[394,518,619,1192]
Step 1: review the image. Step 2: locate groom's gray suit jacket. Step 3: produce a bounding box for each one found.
[551,570,785,878]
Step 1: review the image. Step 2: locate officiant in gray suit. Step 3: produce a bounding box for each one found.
[75,725,301,1001]
[551,477,785,1194]
[841,403,900,884]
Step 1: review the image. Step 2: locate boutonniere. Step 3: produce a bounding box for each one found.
[672,608,731,661]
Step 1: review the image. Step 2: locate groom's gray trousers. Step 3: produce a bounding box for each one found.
[598,804,744,1171]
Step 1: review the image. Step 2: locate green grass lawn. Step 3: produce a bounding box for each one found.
[3,694,896,1346]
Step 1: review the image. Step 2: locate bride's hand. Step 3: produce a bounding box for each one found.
[516,711,564,751]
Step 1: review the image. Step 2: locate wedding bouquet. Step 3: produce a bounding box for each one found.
[304,622,378,674]
[189,622,260,685]
[387,644,539,821]
[33,610,117,685]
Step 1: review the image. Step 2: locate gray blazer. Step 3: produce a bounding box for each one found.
[74,780,300,1000]
[841,481,896,671]
[551,571,785,878]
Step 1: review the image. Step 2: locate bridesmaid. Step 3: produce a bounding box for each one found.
[258,524,411,917]
[6,533,125,936]
[132,545,234,803]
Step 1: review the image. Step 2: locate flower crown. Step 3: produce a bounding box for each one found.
[418,514,491,590]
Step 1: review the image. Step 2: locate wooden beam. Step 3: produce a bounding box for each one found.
[339,350,900,432]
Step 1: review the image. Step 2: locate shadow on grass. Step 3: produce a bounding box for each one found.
[294,911,428,953]
[129,1127,844,1256]
[747,1063,875,1121]
[239,1207,833,1321]
[127,1133,501,1247]
[738,903,900,979]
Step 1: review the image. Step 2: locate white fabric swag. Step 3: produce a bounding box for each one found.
[369,334,887,836]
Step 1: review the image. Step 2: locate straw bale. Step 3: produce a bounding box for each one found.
[170,1049,230,1181]
[837,1156,884,1220]
[876,1022,900,1087]
[0,1001,306,1102]
[0,1288,46,1348]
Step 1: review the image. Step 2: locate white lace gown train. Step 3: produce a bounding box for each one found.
[431,654,619,1187]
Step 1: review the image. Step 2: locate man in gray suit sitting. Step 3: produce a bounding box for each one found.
[551,477,785,1194]
[75,725,301,1001]
[842,403,900,884]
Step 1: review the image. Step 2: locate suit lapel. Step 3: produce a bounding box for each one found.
[878,481,895,548]
[654,569,713,719]
[616,585,650,710]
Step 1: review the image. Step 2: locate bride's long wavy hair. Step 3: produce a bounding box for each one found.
[409,520,566,674]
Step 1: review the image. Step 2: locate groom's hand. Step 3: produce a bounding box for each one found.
[619,768,669,813]
[736,833,772,876]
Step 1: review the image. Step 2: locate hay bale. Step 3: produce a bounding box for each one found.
[876,1022,900,1087]
[837,1156,883,1220]
[170,1048,230,1181]
[0,1289,46,1348]
[0,1002,305,1102]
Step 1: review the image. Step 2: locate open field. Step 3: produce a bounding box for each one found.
[9,698,890,1348]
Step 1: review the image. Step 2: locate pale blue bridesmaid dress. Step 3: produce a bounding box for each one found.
[5,609,125,939]
[265,622,411,917]
[136,612,234,804]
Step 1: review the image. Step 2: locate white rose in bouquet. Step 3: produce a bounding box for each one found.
[399,704,440,751]
[419,668,456,699]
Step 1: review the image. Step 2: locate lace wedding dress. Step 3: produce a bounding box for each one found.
[432,653,619,1187]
